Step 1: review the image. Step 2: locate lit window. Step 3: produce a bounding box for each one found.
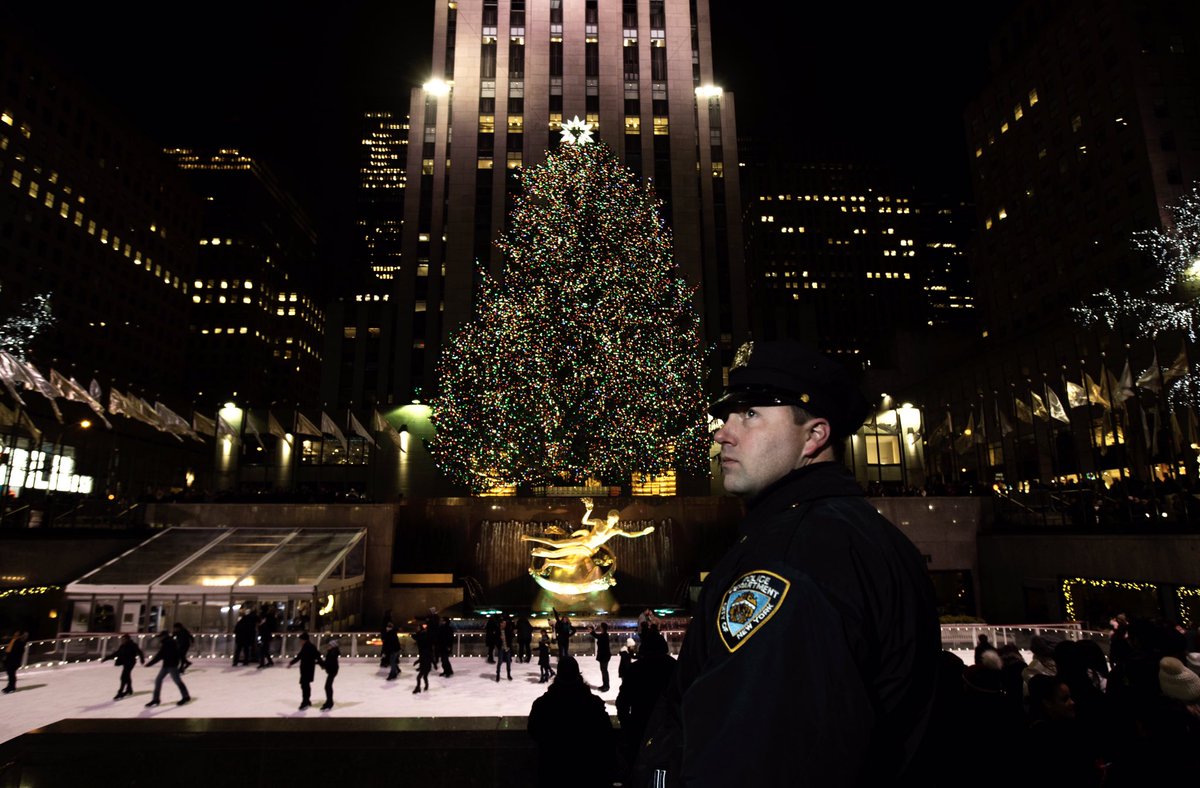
[974,147,982,158]
[625,116,640,132]
[549,112,564,130]
[507,115,523,131]
[479,115,495,133]
[1013,103,1024,120]
[1000,121,1009,133]
[998,207,1007,219]
[985,217,993,230]
[506,151,522,169]
[652,117,669,135]
[28,181,38,198]
[1028,88,1038,106]
[1071,114,1082,132]
[478,157,494,169]
[9,170,20,187]
[422,159,434,175]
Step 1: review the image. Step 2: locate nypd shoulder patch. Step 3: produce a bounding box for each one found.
[716,570,791,653]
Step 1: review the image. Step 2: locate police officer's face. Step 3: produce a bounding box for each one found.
[713,405,809,498]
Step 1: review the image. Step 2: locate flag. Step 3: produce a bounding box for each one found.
[131,395,167,432]
[1171,409,1185,452]
[350,412,377,447]
[2,354,63,422]
[245,411,265,449]
[0,402,40,443]
[1163,343,1189,385]
[0,352,28,406]
[1118,361,1136,402]
[1015,398,1033,424]
[1045,386,1071,425]
[954,412,976,454]
[1065,380,1089,408]
[108,387,131,418]
[295,412,321,437]
[1085,372,1109,410]
[925,411,951,448]
[372,409,404,449]
[155,402,194,442]
[217,414,237,439]
[320,411,348,452]
[192,412,216,438]
[1030,391,1049,420]
[88,379,103,402]
[50,370,112,428]
[267,412,287,439]
[1137,351,1163,394]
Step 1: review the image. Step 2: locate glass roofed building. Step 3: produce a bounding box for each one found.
[64,528,366,635]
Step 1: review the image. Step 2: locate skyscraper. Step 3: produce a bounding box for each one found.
[164,148,324,407]
[357,111,408,284]
[384,0,747,404]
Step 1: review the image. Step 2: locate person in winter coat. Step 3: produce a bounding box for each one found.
[485,614,501,663]
[517,615,534,663]
[617,637,637,681]
[258,605,278,668]
[413,622,434,693]
[172,622,194,673]
[233,608,258,666]
[288,631,323,710]
[496,616,514,682]
[528,656,615,788]
[616,631,676,771]
[552,609,575,658]
[637,342,939,787]
[382,622,402,680]
[102,633,145,699]
[320,638,340,711]
[589,622,613,692]
[537,631,555,683]
[3,629,28,694]
[145,630,190,707]
[436,618,455,677]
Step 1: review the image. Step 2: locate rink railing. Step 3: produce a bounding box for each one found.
[12,624,1109,671]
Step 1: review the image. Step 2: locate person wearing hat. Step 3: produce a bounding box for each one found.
[145,630,190,707]
[636,341,940,787]
[1159,655,1200,705]
[288,631,323,710]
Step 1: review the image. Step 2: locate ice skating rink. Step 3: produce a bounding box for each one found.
[0,655,617,744]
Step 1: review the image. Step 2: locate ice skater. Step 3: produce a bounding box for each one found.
[145,631,190,707]
[496,620,514,682]
[589,622,612,692]
[537,631,555,683]
[172,623,193,673]
[3,629,28,694]
[413,622,434,693]
[102,633,145,699]
[289,631,322,710]
[436,618,455,677]
[382,622,401,680]
[320,637,340,711]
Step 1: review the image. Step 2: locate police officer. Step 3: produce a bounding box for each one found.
[637,341,939,786]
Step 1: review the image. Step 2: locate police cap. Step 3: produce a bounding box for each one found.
[709,341,870,439]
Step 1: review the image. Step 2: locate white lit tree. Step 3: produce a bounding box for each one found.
[0,283,54,360]
[1074,185,1200,407]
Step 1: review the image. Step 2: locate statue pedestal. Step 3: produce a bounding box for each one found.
[531,587,619,615]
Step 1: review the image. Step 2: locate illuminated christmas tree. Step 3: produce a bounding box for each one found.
[0,283,53,360]
[1074,185,1200,407]
[431,119,708,491]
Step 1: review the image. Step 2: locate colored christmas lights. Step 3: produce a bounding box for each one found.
[430,140,708,491]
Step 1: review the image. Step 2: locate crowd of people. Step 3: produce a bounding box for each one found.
[918,617,1200,786]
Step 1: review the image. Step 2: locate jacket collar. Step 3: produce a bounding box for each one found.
[741,462,864,533]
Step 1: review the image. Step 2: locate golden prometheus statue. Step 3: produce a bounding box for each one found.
[523,497,655,596]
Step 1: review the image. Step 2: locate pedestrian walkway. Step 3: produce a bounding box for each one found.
[0,656,619,744]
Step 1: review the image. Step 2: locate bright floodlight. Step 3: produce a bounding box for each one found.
[423,78,451,97]
[695,85,723,99]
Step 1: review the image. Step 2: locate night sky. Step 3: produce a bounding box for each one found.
[5,1,1014,275]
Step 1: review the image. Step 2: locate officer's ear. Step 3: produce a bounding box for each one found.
[800,417,832,459]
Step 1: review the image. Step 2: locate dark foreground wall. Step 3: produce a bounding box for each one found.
[0,718,541,788]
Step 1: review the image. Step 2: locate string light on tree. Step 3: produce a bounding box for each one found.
[559,115,595,146]
[1073,186,1200,406]
[430,138,709,492]
[0,283,54,360]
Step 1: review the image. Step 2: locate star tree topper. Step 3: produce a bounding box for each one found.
[559,115,594,145]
